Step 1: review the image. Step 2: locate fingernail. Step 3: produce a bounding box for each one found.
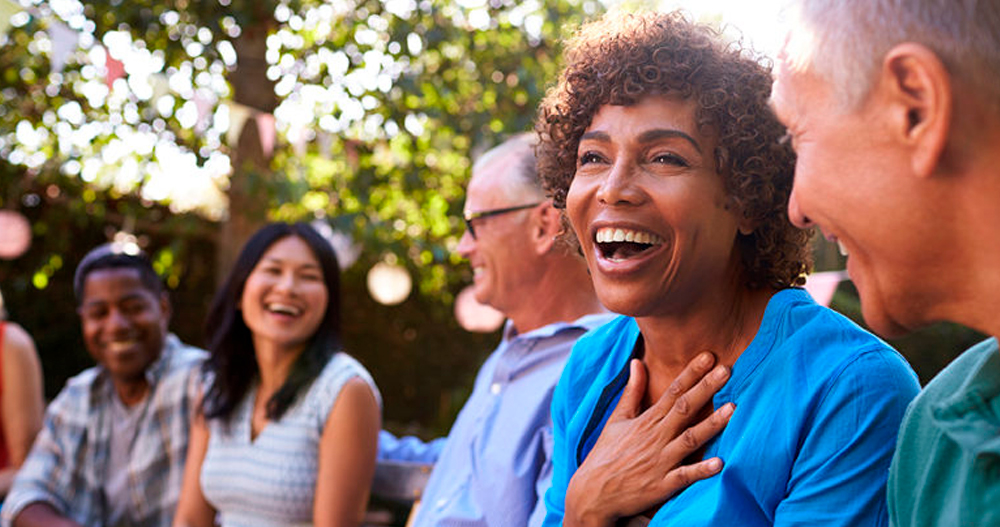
[698,352,714,366]
[708,458,723,471]
[721,402,735,417]
[713,365,730,381]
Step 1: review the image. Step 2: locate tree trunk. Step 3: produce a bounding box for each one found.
[217,21,278,285]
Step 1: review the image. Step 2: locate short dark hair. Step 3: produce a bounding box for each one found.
[201,222,343,423]
[73,244,163,305]
[536,11,812,289]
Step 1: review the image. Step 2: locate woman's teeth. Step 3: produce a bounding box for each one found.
[594,227,665,261]
[267,303,301,316]
[594,227,664,245]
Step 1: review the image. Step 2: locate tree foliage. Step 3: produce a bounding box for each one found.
[1,0,603,295]
[0,0,603,429]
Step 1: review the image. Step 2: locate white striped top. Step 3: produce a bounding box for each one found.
[200,353,380,527]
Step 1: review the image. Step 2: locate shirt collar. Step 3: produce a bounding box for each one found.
[93,333,180,395]
[932,338,1000,455]
[502,312,614,342]
[144,333,180,385]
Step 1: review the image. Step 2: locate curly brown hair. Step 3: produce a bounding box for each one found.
[536,11,811,289]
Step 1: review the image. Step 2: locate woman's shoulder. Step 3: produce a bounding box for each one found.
[566,315,635,369]
[771,289,895,354]
[0,322,39,369]
[313,352,381,408]
[557,315,636,406]
[764,289,917,388]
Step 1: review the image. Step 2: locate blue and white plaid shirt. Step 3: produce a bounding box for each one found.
[1,334,206,527]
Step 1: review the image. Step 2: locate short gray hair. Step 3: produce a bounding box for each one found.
[783,0,1000,109]
[472,133,544,199]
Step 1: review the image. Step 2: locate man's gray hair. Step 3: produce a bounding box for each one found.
[472,133,544,199]
[783,0,1000,110]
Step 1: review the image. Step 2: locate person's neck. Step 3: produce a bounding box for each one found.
[636,282,774,403]
[252,339,305,397]
[113,378,150,407]
[935,91,1000,340]
[506,260,605,335]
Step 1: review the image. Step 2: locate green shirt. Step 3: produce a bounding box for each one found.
[889,338,1000,527]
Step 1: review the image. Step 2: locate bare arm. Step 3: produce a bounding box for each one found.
[12,503,83,527]
[0,323,44,496]
[171,409,216,527]
[314,377,381,527]
[564,355,734,527]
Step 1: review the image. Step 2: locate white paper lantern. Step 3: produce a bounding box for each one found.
[454,285,505,333]
[0,211,31,259]
[367,261,412,305]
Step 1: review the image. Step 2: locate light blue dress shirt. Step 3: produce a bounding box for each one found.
[544,289,920,527]
[379,313,613,527]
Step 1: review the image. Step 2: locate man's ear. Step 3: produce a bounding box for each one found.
[159,292,172,326]
[532,202,560,255]
[880,43,952,178]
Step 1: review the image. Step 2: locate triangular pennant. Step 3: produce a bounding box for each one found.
[48,19,78,72]
[226,101,254,147]
[104,47,125,90]
[803,270,849,307]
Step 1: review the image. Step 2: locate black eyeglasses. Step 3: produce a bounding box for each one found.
[463,203,542,240]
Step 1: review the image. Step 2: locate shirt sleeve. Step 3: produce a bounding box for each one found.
[774,348,920,527]
[377,430,446,464]
[541,371,571,527]
[1,393,75,527]
[527,424,555,527]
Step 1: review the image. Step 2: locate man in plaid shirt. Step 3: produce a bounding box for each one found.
[2,245,206,527]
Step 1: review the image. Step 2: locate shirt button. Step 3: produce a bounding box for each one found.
[490,383,501,395]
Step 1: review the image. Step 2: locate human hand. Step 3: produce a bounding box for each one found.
[563,352,734,527]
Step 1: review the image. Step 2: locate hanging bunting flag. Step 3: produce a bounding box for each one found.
[803,270,849,307]
[193,89,215,132]
[224,101,275,158]
[104,47,125,90]
[48,19,77,72]
[225,101,253,147]
[254,111,275,158]
[149,73,169,101]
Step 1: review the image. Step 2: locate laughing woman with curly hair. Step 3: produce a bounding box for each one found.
[536,11,920,527]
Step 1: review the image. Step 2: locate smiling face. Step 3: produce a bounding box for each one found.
[79,268,169,388]
[240,235,329,355]
[567,95,745,318]
[772,58,948,336]
[456,146,545,315]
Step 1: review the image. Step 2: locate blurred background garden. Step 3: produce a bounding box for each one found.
[0,0,983,441]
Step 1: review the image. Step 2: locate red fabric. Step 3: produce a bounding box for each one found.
[0,321,10,469]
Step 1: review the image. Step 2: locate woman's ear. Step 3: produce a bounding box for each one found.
[726,198,754,236]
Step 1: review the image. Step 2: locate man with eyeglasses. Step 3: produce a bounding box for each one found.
[376,133,610,527]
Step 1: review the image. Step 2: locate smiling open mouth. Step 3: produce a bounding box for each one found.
[595,227,664,261]
[266,303,302,316]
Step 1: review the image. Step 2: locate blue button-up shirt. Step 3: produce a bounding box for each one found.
[544,289,920,527]
[379,313,613,527]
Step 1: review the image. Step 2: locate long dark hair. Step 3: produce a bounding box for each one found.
[201,222,342,422]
